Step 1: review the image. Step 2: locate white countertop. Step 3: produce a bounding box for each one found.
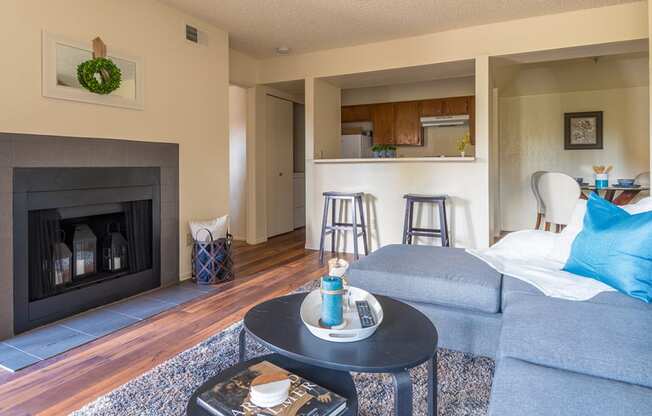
[313,156,476,164]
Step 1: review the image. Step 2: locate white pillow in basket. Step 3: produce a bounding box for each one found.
[189,215,228,242]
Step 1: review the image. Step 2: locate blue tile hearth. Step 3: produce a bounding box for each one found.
[105,296,174,320]
[60,308,140,338]
[0,343,40,372]
[145,284,210,305]
[0,281,210,372]
[4,325,94,360]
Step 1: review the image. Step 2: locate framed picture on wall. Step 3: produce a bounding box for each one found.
[42,32,145,110]
[564,111,603,150]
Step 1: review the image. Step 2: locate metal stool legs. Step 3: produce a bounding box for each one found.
[319,193,368,265]
[357,196,369,255]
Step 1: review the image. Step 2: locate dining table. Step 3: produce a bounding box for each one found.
[580,184,650,205]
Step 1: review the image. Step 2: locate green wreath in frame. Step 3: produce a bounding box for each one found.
[77,57,122,95]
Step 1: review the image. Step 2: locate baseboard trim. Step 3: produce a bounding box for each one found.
[247,236,267,245]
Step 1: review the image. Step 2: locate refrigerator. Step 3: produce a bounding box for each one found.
[341,134,373,158]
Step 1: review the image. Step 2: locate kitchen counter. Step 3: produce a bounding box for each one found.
[306,155,490,254]
[313,156,475,164]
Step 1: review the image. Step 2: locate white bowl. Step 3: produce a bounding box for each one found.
[300,287,383,343]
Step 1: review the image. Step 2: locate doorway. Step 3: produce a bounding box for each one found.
[265,95,295,237]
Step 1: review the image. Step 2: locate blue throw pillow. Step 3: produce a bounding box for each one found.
[564,193,652,303]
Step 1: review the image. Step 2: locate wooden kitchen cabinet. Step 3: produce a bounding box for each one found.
[394,101,422,145]
[341,105,371,122]
[344,95,474,146]
[420,96,468,116]
[442,96,469,115]
[371,103,395,144]
[420,99,444,117]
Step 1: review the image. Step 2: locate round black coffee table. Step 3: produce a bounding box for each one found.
[239,293,438,416]
[187,353,358,415]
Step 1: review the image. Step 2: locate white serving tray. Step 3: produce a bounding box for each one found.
[300,287,383,343]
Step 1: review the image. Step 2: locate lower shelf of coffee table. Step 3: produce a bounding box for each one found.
[187,353,358,416]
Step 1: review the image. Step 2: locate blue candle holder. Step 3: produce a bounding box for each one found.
[320,276,344,327]
[595,173,609,190]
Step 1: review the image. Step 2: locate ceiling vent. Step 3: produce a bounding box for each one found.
[186,25,198,43]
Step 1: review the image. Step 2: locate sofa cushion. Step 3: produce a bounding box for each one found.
[501,276,652,312]
[564,193,652,303]
[499,295,652,388]
[489,357,652,416]
[347,245,502,314]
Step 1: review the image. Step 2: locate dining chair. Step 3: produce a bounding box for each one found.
[635,172,650,187]
[537,172,581,233]
[530,171,547,230]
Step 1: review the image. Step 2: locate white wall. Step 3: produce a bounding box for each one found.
[257,3,647,84]
[293,103,306,173]
[398,126,474,158]
[500,86,650,231]
[229,85,247,240]
[341,77,475,105]
[230,49,259,87]
[313,80,342,159]
[0,0,230,280]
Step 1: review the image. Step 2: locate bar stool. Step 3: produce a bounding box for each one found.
[402,194,450,247]
[319,191,369,265]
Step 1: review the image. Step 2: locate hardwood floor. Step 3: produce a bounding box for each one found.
[0,228,339,416]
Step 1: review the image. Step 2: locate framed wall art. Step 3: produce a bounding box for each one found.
[564,111,603,150]
[42,32,144,110]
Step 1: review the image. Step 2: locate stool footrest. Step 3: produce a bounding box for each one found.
[325,225,361,231]
[325,229,364,237]
[407,231,442,238]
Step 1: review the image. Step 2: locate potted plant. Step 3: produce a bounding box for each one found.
[371,144,397,158]
[456,133,471,157]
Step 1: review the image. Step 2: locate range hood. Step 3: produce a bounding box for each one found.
[420,114,469,127]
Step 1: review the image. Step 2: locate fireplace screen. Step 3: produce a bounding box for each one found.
[28,200,153,301]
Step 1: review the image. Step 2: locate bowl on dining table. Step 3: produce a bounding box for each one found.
[617,179,636,186]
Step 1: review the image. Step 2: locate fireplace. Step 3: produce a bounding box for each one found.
[13,167,161,333]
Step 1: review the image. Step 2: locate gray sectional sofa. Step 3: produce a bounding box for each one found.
[347,244,652,416]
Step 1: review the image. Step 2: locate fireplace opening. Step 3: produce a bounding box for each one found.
[28,200,153,302]
[14,167,161,334]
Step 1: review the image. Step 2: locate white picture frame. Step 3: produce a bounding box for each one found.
[42,31,145,110]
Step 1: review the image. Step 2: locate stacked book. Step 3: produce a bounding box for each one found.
[197,360,348,416]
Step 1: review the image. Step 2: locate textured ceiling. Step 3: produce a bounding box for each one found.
[160,0,636,58]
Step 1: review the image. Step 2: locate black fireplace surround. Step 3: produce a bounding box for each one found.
[13,167,161,333]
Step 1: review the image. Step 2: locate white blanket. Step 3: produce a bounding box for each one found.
[466,230,615,301]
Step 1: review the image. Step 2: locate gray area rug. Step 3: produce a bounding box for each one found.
[72,285,494,416]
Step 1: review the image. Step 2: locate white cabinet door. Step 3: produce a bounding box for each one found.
[266,95,294,237]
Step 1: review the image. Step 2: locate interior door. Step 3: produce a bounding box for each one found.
[266,95,294,238]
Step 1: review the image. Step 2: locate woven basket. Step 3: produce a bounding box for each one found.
[191,229,234,285]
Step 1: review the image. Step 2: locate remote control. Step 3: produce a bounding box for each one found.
[356,301,376,328]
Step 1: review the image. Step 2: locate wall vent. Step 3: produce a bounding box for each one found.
[186,25,198,43]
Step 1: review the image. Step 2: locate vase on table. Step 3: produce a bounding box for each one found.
[595,173,609,189]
